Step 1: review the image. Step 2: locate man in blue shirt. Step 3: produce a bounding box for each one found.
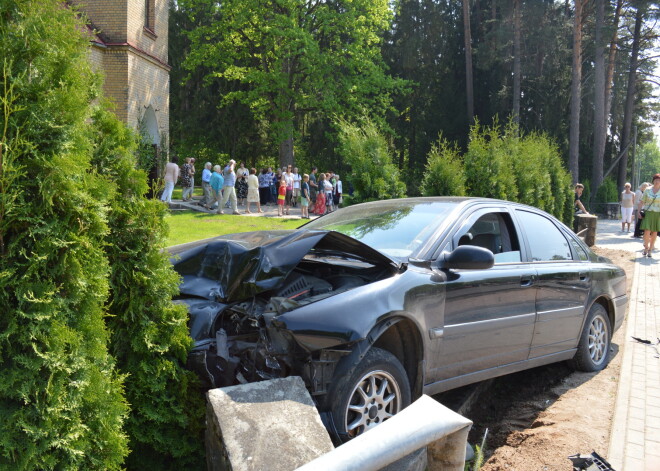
[199,162,213,207]
[208,165,224,210]
[267,167,277,204]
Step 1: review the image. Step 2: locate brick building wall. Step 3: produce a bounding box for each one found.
[75,0,170,150]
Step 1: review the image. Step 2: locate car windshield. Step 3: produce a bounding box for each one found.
[304,200,457,259]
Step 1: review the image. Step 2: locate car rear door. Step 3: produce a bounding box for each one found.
[428,207,537,382]
[513,209,591,359]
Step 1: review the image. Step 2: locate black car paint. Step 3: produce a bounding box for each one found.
[172,197,627,404]
[174,230,397,305]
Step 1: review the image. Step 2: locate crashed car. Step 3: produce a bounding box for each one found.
[171,197,627,441]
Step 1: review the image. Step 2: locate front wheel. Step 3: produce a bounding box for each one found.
[569,303,611,372]
[328,347,411,441]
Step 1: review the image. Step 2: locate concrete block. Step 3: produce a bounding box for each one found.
[205,376,334,471]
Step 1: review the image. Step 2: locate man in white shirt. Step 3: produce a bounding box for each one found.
[161,157,180,203]
[218,160,240,215]
[283,165,295,214]
[292,167,301,207]
[335,174,342,208]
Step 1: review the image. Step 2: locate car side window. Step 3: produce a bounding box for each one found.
[515,210,572,261]
[456,212,521,263]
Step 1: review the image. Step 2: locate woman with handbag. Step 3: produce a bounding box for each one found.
[634,182,649,238]
[640,174,660,257]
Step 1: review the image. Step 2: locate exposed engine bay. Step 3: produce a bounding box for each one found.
[173,231,399,392]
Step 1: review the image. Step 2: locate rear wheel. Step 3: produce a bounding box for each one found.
[329,347,411,441]
[569,303,611,372]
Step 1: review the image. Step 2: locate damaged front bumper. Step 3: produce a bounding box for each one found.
[186,306,351,395]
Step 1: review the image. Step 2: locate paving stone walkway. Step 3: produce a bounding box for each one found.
[596,218,660,470]
[169,196,320,220]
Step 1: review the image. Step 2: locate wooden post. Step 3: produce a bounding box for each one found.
[574,214,598,247]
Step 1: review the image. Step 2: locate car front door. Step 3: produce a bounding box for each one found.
[427,208,537,383]
[514,209,591,359]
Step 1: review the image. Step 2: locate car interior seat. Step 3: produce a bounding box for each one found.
[469,233,501,254]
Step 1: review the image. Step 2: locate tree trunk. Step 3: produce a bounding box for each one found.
[279,134,295,169]
[512,0,521,125]
[604,0,623,127]
[568,0,584,184]
[463,0,474,124]
[591,0,605,196]
[618,6,643,190]
[603,0,623,185]
[475,0,481,35]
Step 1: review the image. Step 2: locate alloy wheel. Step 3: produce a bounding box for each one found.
[588,314,608,365]
[344,369,402,438]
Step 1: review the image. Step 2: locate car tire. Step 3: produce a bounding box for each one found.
[569,303,612,372]
[328,347,411,441]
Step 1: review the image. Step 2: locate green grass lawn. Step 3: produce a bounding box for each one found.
[166,211,304,247]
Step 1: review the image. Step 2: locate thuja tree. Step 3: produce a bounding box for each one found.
[464,120,573,224]
[420,136,466,197]
[0,1,128,469]
[89,107,205,470]
[336,117,406,203]
[463,120,519,201]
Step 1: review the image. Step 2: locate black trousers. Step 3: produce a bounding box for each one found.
[634,211,644,237]
[259,187,270,205]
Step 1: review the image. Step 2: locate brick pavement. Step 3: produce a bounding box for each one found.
[597,219,660,470]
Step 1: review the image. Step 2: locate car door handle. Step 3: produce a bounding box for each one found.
[579,272,589,281]
[520,275,535,287]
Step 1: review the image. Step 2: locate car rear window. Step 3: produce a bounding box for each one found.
[515,210,572,261]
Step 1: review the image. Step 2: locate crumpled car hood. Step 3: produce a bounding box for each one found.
[172,230,399,302]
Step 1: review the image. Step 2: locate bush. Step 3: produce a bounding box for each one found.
[543,143,574,225]
[463,120,573,224]
[464,120,518,201]
[335,117,406,203]
[0,1,128,468]
[420,137,466,196]
[595,177,618,204]
[89,108,205,470]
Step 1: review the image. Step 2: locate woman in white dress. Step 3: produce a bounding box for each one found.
[245,168,263,214]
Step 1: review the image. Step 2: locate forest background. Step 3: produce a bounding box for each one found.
[171,0,660,210]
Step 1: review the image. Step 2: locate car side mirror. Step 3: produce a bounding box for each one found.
[437,245,495,270]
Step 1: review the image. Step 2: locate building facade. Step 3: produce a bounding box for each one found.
[75,0,170,153]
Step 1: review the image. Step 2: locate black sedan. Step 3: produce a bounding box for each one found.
[172,197,627,442]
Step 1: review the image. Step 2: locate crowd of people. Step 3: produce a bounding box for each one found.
[160,156,343,218]
[575,173,660,258]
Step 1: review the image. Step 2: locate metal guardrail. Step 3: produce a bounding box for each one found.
[295,395,473,471]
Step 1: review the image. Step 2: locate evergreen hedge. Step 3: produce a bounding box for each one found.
[421,120,573,225]
[0,1,128,468]
[420,136,466,196]
[336,118,406,203]
[1,2,205,469]
[463,120,519,201]
[89,108,205,470]
[464,121,573,225]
